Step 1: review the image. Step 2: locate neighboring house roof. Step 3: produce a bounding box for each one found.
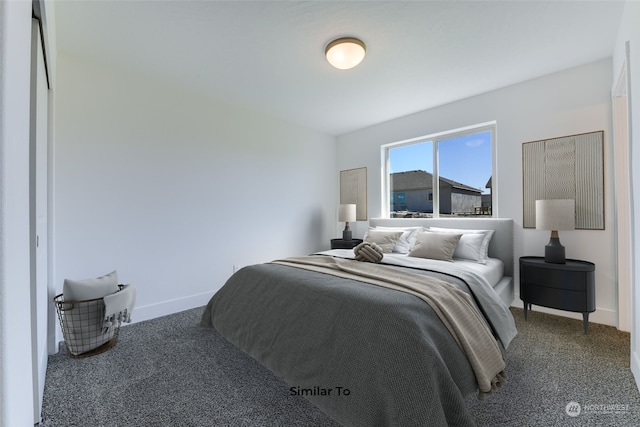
[486,176,492,189]
[391,170,482,194]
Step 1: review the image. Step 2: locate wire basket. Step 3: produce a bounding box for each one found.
[53,285,123,358]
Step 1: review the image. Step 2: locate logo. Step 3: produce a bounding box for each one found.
[566,401,581,417]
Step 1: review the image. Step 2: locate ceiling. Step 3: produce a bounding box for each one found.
[54,1,625,136]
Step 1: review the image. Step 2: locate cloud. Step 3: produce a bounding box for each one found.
[465,138,484,148]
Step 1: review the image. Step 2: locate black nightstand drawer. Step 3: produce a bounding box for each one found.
[520,284,593,313]
[521,266,588,292]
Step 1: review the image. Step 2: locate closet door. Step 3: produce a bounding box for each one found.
[30,16,49,424]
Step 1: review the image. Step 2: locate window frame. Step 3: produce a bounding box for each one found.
[381,121,497,218]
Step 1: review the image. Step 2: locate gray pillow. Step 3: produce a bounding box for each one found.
[408,232,462,261]
[424,230,487,263]
[428,227,495,263]
[63,270,118,302]
[371,226,423,254]
[363,230,404,253]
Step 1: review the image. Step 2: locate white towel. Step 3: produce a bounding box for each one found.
[103,284,137,333]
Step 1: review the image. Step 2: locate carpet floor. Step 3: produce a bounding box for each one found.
[466,308,640,426]
[41,306,640,426]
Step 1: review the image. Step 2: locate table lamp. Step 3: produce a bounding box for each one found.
[536,199,575,264]
[338,204,356,241]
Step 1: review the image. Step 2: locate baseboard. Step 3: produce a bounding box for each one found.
[510,301,619,329]
[129,291,215,324]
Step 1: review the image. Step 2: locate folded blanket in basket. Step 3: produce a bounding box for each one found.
[103,284,137,334]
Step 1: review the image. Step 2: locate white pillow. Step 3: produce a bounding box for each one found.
[427,227,495,264]
[408,232,462,261]
[371,226,423,254]
[363,230,404,253]
[63,270,119,301]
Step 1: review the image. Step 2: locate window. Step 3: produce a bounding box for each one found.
[390,192,406,211]
[383,123,495,218]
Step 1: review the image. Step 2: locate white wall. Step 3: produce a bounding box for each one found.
[0,1,37,425]
[55,53,337,327]
[336,59,618,328]
[612,0,640,389]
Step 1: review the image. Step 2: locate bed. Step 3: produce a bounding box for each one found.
[201,218,516,426]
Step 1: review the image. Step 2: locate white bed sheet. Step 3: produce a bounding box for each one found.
[448,257,504,288]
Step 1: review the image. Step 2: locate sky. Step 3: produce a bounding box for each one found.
[389,130,492,194]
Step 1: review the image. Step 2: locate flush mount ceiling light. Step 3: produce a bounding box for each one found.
[325,37,366,70]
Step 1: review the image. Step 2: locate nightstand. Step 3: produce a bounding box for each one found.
[330,238,363,249]
[519,256,595,334]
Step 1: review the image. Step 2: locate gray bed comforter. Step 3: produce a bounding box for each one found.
[201,258,512,426]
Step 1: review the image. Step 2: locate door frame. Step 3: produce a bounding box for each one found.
[612,53,632,333]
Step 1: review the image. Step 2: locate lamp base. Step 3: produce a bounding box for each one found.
[342,224,352,241]
[544,237,566,264]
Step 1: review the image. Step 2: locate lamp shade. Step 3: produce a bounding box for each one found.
[338,204,356,223]
[325,37,366,70]
[535,199,575,231]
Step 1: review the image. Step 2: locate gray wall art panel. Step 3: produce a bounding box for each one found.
[340,167,368,221]
[522,131,604,229]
